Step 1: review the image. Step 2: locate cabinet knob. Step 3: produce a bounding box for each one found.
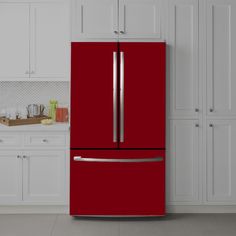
[195,108,199,112]
[209,124,213,127]
[42,139,48,143]
[209,108,214,112]
[17,155,21,159]
[22,155,27,159]
[195,124,199,127]
[0,139,2,143]
[114,31,118,34]
[120,31,125,34]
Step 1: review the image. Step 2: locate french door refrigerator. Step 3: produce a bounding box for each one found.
[70,42,166,216]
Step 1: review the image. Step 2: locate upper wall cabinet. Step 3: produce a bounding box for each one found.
[0,4,30,80]
[118,0,161,39]
[72,0,162,40]
[168,0,199,118]
[0,2,69,81]
[207,0,236,117]
[72,0,118,39]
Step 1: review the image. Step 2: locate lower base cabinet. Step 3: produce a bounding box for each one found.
[168,120,200,204]
[207,120,236,203]
[0,149,67,205]
[23,150,66,203]
[0,151,22,204]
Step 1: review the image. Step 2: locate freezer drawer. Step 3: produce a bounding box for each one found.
[70,150,165,216]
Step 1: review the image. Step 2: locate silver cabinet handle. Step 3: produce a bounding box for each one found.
[209,124,213,127]
[113,52,117,142]
[120,51,125,142]
[209,108,214,112]
[195,124,199,127]
[74,156,163,163]
[114,31,118,34]
[120,31,125,34]
[195,108,199,112]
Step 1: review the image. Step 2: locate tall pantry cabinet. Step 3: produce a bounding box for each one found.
[167,0,236,206]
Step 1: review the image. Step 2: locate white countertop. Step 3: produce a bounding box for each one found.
[0,123,70,131]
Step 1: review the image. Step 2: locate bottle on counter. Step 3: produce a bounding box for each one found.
[49,100,58,121]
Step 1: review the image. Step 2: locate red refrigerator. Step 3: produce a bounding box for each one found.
[70,42,166,216]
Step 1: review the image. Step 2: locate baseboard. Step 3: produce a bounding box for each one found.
[167,205,236,213]
[0,205,69,214]
[1,205,236,214]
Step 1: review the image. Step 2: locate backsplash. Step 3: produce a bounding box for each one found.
[0,82,70,110]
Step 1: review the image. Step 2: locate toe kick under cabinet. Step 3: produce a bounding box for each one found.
[0,130,69,205]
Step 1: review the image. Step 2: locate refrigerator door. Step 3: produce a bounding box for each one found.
[70,150,165,216]
[119,43,166,149]
[71,43,118,148]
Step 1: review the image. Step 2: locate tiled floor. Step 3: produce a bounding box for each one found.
[0,214,236,236]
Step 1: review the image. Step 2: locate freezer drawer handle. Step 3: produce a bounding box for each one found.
[73,156,163,163]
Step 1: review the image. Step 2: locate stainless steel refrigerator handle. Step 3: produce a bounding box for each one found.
[113,52,117,142]
[74,156,163,163]
[120,51,125,142]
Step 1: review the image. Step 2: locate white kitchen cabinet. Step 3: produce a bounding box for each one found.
[72,0,118,39]
[0,4,29,79]
[168,120,200,203]
[119,0,161,39]
[0,151,22,204]
[72,0,162,40]
[29,3,69,79]
[0,2,69,81]
[207,120,236,203]
[23,150,66,203]
[0,126,69,206]
[168,0,199,118]
[206,0,236,117]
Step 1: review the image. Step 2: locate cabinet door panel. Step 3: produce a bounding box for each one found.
[168,0,199,118]
[207,0,236,116]
[119,0,161,39]
[30,3,69,80]
[71,43,118,149]
[119,43,165,149]
[168,120,200,203]
[0,4,29,80]
[72,0,118,40]
[23,151,66,203]
[207,120,236,202]
[0,151,22,204]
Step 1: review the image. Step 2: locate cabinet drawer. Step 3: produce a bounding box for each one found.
[24,134,66,147]
[0,134,21,147]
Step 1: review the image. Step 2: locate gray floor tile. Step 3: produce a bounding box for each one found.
[0,214,57,236]
[119,214,236,236]
[52,215,120,236]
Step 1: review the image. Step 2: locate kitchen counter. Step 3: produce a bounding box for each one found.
[0,123,70,131]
